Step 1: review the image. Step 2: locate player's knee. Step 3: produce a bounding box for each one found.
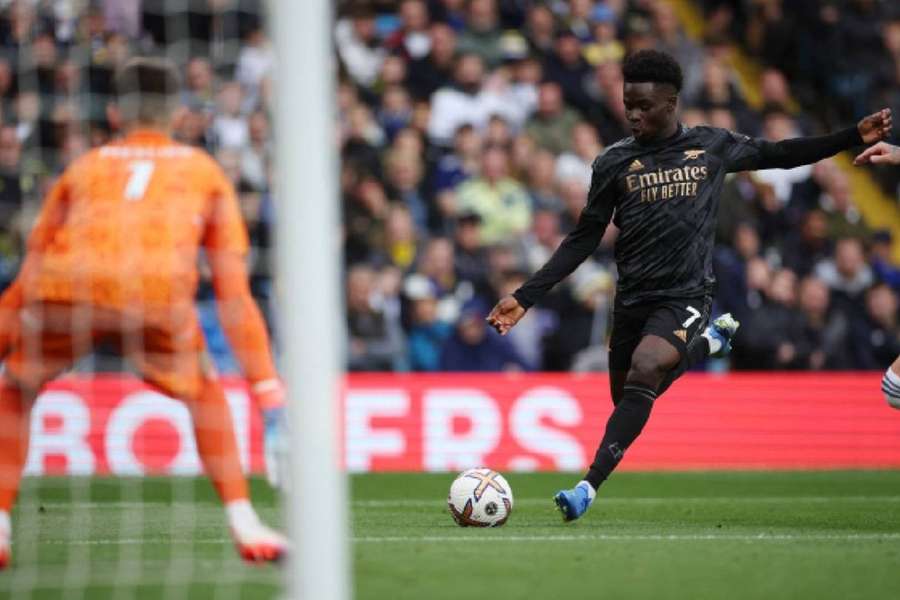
[627,350,667,387]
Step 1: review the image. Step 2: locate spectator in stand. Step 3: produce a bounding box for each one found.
[347,264,407,372]
[523,4,557,61]
[796,276,851,370]
[378,85,413,142]
[781,209,833,277]
[524,81,580,154]
[870,230,900,292]
[432,123,481,194]
[852,283,900,369]
[733,268,805,370]
[410,236,472,324]
[453,211,490,293]
[383,204,419,271]
[404,274,453,372]
[543,30,593,115]
[527,149,564,213]
[212,82,248,150]
[556,121,603,188]
[713,222,760,319]
[406,22,457,101]
[241,110,272,192]
[335,6,386,89]
[587,59,629,143]
[819,170,872,241]
[439,298,530,371]
[456,0,505,68]
[384,0,432,61]
[426,53,504,146]
[455,145,531,244]
[384,149,429,235]
[653,2,703,100]
[815,237,874,305]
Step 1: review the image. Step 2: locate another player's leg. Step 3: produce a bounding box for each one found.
[882,355,900,409]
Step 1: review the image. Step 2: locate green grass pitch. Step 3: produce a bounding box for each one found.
[2,471,899,599]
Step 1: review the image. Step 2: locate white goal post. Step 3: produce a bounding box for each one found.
[270,0,350,598]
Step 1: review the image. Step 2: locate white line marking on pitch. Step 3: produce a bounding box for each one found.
[26,532,900,547]
[351,496,900,508]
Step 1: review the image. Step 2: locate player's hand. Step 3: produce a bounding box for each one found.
[854,141,900,166]
[486,295,527,336]
[857,108,892,145]
[262,405,288,489]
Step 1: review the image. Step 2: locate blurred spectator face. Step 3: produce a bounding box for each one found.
[570,0,593,20]
[216,149,242,184]
[60,132,88,167]
[866,284,898,327]
[514,57,542,84]
[801,210,828,244]
[734,223,760,260]
[381,55,408,85]
[175,108,208,145]
[537,82,563,116]
[527,5,555,38]
[411,101,431,131]
[572,122,601,157]
[701,59,730,101]
[354,177,389,215]
[56,60,81,95]
[455,54,485,89]
[393,127,424,156]
[763,112,798,141]
[421,238,455,280]
[488,244,519,274]
[799,277,830,317]
[16,92,40,124]
[556,33,582,65]
[760,68,791,107]
[481,146,509,182]
[468,0,498,31]
[0,59,11,96]
[413,296,439,324]
[454,125,481,158]
[528,149,556,188]
[835,238,866,279]
[708,108,735,130]
[680,108,706,127]
[387,151,423,191]
[248,111,269,144]
[595,60,623,94]
[386,205,416,243]
[768,269,798,306]
[812,158,838,189]
[218,82,244,117]
[383,85,412,115]
[511,134,536,173]
[430,23,456,63]
[653,3,679,38]
[459,313,487,344]
[455,215,482,251]
[882,20,900,55]
[351,13,377,42]
[400,0,429,31]
[0,127,20,170]
[347,266,375,313]
[746,257,771,291]
[486,116,511,146]
[187,58,214,93]
[532,209,560,246]
[871,232,893,262]
[560,179,588,216]
[828,171,853,212]
[11,1,35,42]
[33,34,57,68]
[106,33,131,68]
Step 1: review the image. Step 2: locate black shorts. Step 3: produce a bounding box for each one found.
[608,295,712,371]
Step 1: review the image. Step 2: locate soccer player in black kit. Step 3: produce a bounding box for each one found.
[487,50,893,521]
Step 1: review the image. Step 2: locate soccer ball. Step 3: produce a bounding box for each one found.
[447,468,513,527]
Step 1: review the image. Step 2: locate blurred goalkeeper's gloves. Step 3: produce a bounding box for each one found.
[262,405,288,489]
[252,380,289,489]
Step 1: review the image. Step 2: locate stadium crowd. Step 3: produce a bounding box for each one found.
[0,0,897,373]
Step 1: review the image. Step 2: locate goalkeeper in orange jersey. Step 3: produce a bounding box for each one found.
[0,57,288,568]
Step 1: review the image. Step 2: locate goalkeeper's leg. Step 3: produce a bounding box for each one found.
[0,380,33,570]
[135,322,287,564]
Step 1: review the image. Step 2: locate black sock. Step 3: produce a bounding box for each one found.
[583,382,657,490]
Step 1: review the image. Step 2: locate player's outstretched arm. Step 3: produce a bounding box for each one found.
[726,108,892,172]
[854,141,900,166]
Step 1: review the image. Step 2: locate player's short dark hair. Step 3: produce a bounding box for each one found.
[622,49,683,93]
[115,57,181,124]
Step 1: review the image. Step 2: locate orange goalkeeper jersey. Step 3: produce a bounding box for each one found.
[22,129,248,312]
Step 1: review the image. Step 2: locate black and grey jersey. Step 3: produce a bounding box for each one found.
[513,124,862,308]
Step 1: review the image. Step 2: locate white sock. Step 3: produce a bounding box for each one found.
[576,480,596,502]
[883,368,900,409]
[226,500,260,533]
[702,329,722,354]
[0,510,10,539]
